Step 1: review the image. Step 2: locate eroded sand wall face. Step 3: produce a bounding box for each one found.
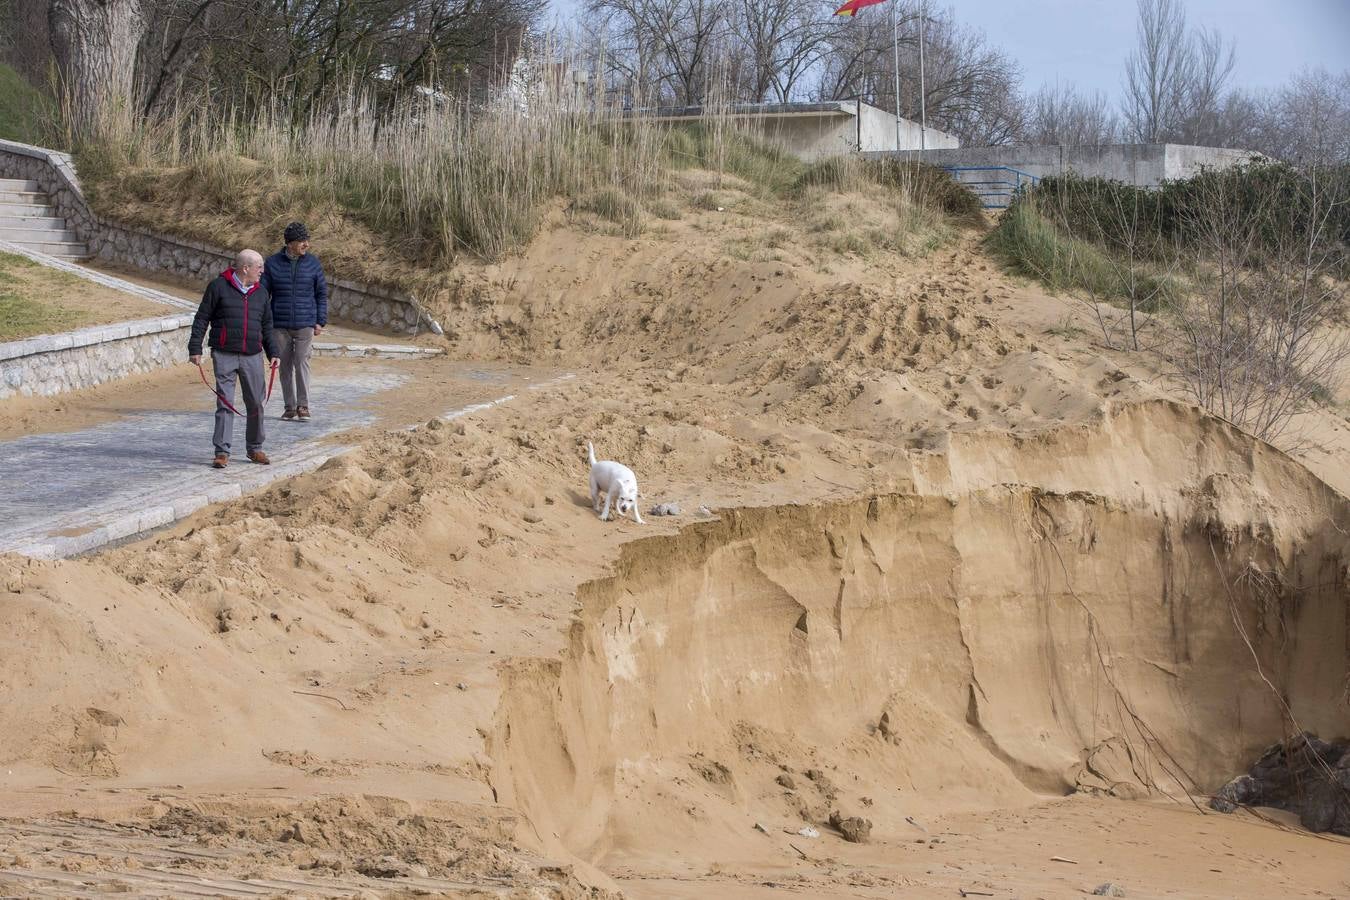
[491,405,1350,861]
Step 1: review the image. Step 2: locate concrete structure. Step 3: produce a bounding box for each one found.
[0,314,192,400]
[0,138,441,334]
[634,101,959,161]
[0,176,88,258]
[867,142,1259,187]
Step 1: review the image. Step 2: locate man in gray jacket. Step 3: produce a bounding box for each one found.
[189,249,281,468]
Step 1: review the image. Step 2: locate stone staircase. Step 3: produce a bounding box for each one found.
[0,177,88,259]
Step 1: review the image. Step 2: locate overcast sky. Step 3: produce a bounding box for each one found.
[970,0,1350,99]
[548,0,1350,100]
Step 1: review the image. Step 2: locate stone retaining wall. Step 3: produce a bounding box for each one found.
[0,139,435,335]
[1,315,192,400]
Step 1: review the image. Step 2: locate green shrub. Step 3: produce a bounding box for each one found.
[987,199,1181,309]
[0,63,51,145]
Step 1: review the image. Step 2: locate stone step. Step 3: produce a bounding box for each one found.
[0,202,55,217]
[0,190,47,205]
[0,226,79,243]
[6,239,88,258]
[0,178,40,192]
[0,215,66,231]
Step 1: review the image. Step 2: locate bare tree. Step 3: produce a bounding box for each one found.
[729,0,828,102]
[816,2,1022,145]
[1,0,54,86]
[49,0,145,135]
[1175,23,1235,143]
[1171,165,1349,443]
[127,0,547,123]
[1121,0,1233,143]
[813,11,895,107]
[586,0,730,104]
[1259,68,1350,166]
[1024,83,1118,145]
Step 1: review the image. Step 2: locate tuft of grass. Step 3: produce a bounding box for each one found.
[646,196,683,220]
[576,188,643,236]
[792,155,984,224]
[662,123,803,197]
[987,200,1182,309]
[724,224,794,260]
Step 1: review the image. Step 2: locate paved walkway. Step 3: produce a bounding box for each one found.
[0,368,571,558]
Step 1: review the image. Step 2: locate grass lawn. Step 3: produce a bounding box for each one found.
[0,252,172,342]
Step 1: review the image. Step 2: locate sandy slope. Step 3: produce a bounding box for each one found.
[1,189,1348,898]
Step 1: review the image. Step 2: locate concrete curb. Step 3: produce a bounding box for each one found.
[8,372,576,559]
[0,238,197,311]
[0,314,193,363]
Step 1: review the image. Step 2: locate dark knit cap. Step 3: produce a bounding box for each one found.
[284,221,310,243]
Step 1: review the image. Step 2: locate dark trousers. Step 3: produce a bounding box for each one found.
[212,351,266,454]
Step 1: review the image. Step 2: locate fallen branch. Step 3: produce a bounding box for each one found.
[292,690,353,711]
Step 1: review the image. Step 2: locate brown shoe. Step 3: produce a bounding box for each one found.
[296,406,311,421]
[247,450,271,465]
[281,408,297,421]
[212,453,229,469]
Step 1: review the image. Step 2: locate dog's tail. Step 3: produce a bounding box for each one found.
[587,441,597,467]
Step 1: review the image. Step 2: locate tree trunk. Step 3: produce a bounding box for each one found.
[49,0,144,136]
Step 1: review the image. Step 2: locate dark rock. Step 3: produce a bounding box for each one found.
[1209,733,1350,835]
[1209,774,1259,814]
[828,811,872,843]
[775,773,797,790]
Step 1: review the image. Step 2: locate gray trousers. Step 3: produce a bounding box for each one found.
[278,327,314,411]
[212,351,266,454]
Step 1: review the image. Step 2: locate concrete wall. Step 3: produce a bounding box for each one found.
[856,103,959,154]
[0,312,445,402]
[659,102,959,162]
[863,142,1259,186]
[0,315,192,400]
[0,139,437,334]
[756,114,857,162]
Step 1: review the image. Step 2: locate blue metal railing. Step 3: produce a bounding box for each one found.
[941,166,1039,209]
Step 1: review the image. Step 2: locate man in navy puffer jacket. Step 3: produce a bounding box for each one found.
[262,221,328,421]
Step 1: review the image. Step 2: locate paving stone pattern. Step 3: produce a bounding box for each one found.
[0,371,407,558]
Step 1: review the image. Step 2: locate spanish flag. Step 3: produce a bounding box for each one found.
[833,0,887,16]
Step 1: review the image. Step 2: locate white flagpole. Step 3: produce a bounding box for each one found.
[892,0,901,157]
[918,0,927,160]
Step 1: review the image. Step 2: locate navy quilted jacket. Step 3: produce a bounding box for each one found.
[261,249,329,330]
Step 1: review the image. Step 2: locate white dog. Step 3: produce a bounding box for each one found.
[588,442,644,524]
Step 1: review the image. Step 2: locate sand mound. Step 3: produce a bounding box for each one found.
[490,402,1350,867]
[3,202,1348,895]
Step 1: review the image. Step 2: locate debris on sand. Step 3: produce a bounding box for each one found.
[649,502,682,516]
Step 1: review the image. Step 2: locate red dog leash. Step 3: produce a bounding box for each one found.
[198,358,279,416]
